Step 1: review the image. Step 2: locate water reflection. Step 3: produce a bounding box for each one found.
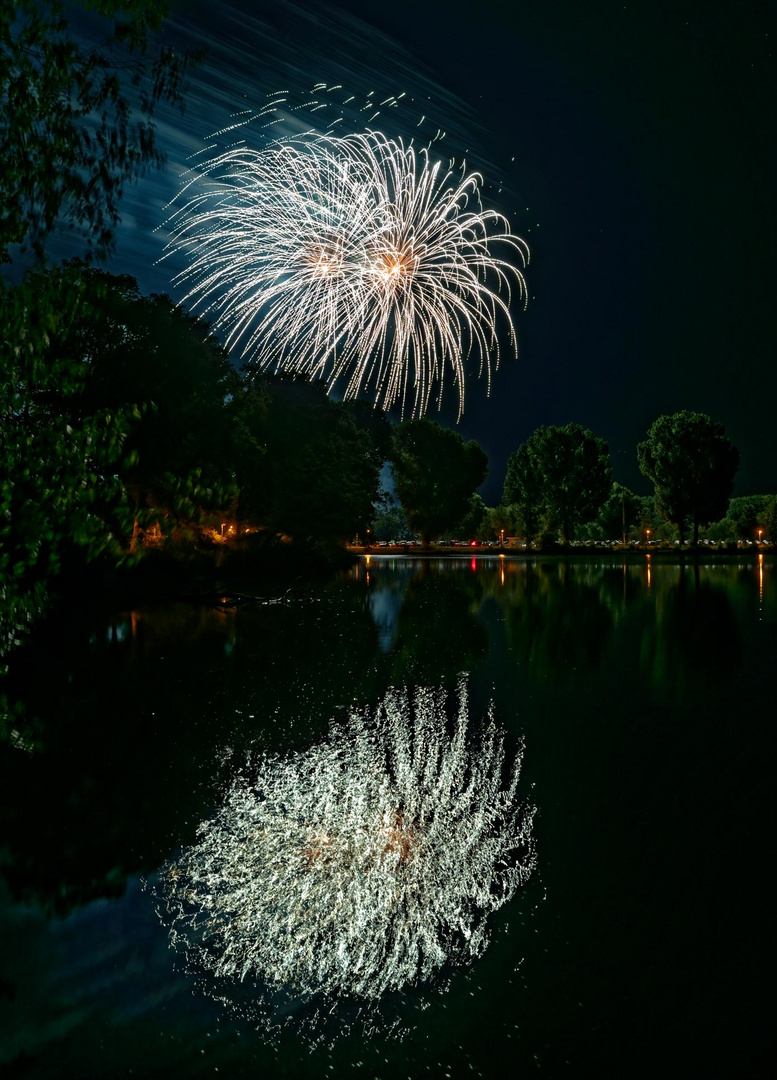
[640,565,741,695]
[0,557,773,1076]
[152,680,535,1029]
[498,563,614,674]
[0,585,383,915]
[388,570,487,683]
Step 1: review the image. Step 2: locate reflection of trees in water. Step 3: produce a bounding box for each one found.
[152,680,535,1036]
[388,568,487,684]
[498,563,614,676]
[0,582,383,915]
[640,566,741,696]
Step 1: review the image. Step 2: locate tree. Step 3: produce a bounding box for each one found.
[389,420,488,547]
[726,495,767,543]
[74,266,238,520]
[244,375,383,547]
[478,504,514,544]
[760,496,777,544]
[637,411,739,546]
[31,262,241,546]
[1,1,199,659]
[578,482,643,543]
[372,505,414,543]
[455,493,488,541]
[1,0,200,264]
[502,441,544,544]
[634,494,677,543]
[1,270,137,659]
[504,423,613,545]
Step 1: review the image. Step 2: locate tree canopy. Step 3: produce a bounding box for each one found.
[1,269,136,658]
[1,0,199,264]
[726,495,767,543]
[1,0,199,657]
[502,441,544,543]
[503,423,613,544]
[246,375,383,547]
[577,482,644,542]
[389,419,488,547]
[637,411,739,546]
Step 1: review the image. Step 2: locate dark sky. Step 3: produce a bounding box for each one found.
[101,0,775,502]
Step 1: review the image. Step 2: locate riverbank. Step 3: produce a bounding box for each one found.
[350,543,774,564]
[25,537,775,638]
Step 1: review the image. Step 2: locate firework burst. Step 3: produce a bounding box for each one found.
[151,680,535,1030]
[164,128,528,418]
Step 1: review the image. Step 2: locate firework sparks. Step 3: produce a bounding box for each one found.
[152,680,535,1023]
[164,127,529,418]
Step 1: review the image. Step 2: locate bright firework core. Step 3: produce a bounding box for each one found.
[165,129,529,418]
[151,681,535,1018]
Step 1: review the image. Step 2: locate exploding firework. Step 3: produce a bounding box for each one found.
[152,680,535,1027]
[164,128,529,418]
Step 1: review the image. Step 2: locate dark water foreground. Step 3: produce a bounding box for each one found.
[1,556,774,1078]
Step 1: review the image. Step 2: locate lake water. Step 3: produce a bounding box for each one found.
[1,555,773,1078]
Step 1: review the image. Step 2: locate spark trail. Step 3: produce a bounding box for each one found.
[164,127,528,418]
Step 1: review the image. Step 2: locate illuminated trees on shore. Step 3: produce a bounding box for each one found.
[637,411,739,547]
[389,419,488,547]
[503,424,612,545]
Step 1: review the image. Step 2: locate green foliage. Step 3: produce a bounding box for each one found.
[0,0,200,263]
[760,496,777,543]
[1,271,136,657]
[372,505,415,542]
[240,375,383,546]
[578,482,643,542]
[454,493,488,540]
[726,495,768,542]
[637,410,739,546]
[389,419,488,546]
[704,517,736,544]
[633,495,677,543]
[477,503,513,543]
[502,441,544,543]
[48,262,241,526]
[504,423,613,544]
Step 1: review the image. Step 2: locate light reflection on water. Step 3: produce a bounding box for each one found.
[1,556,774,1076]
[150,679,535,1039]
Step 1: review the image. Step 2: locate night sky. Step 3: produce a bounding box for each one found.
[98,0,775,503]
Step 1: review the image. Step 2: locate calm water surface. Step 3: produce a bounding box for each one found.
[1,556,774,1078]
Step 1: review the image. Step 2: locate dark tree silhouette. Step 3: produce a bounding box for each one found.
[637,411,739,546]
[389,419,488,547]
[1,0,200,263]
[504,423,612,544]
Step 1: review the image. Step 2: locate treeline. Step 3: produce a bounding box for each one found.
[3,262,774,665]
[375,418,777,548]
[1,264,391,648]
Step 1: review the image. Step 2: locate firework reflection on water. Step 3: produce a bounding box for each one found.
[151,679,535,1036]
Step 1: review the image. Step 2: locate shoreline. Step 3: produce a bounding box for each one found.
[350,545,773,564]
